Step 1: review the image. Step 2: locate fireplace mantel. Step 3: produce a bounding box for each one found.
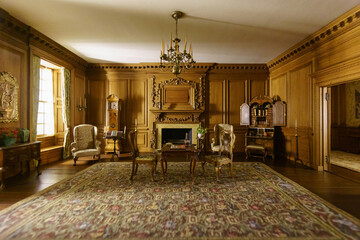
[150,109,204,123]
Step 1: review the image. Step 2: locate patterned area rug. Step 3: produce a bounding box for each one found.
[0,162,359,239]
[331,150,360,173]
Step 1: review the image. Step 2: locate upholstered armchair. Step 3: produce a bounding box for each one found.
[211,124,234,153]
[203,129,236,182]
[71,124,101,166]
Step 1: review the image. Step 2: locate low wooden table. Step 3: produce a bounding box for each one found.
[160,145,198,182]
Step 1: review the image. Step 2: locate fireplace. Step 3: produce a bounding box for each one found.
[156,123,199,149]
[162,128,192,145]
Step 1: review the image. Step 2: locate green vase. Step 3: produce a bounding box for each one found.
[1,137,16,147]
[20,128,30,143]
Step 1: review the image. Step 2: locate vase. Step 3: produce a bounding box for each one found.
[20,128,30,143]
[1,137,16,147]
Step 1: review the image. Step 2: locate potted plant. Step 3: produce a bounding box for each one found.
[0,128,18,147]
[197,124,207,139]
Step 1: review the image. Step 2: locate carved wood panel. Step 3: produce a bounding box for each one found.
[271,74,287,102]
[208,79,225,125]
[289,64,312,128]
[151,76,204,110]
[229,79,246,125]
[0,40,26,128]
[130,78,148,128]
[250,79,267,100]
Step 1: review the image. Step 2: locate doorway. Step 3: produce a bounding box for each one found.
[327,80,360,175]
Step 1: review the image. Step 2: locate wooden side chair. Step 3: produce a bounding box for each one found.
[128,130,157,181]
[202,129,236,182]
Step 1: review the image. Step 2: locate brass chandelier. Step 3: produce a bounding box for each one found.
[160,11,196,76]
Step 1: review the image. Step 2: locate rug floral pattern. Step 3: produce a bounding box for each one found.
[0,162,359,239]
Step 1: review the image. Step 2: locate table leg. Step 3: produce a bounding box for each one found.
[191,154,197,181]
[0,167,4,190]
[37,158,42,176]
[160,156,166,182]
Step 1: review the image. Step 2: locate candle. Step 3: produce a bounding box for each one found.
[135,119,137,128]
[84,97,87,108]
[184,36,187,51]
[162,40,164,54]
[170,33,172,49]
[80,97,82,106]
[295,119,297,129]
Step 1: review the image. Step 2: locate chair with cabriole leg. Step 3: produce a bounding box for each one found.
[203,129,236,182]
[128,130,157,181]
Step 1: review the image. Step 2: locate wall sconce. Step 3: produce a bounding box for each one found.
[77,97,87,111]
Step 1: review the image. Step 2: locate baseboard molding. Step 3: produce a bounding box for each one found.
[331,164,360,183]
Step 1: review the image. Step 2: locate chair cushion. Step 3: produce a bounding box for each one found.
[246,145,265,150]
[73,149,100,158]
[136,154,156,161]
[205,155,231,164]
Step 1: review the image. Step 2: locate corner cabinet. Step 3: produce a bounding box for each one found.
[240,95,286,159]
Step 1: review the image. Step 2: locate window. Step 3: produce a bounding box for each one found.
[37,66,55,136]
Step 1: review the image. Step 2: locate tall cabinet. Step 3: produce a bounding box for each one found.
[240,95,286,159]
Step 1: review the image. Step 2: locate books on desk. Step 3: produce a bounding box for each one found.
[170,144,186,149]
[104,130,123,138]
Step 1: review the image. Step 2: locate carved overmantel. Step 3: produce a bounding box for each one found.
[150,75,205,123]
[150,109,203,123]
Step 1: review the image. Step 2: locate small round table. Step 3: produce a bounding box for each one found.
[104,133,124,161]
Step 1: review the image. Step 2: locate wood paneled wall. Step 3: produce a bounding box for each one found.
[268,5,360,170]
[87,64,269,153]
[0,8,87,146]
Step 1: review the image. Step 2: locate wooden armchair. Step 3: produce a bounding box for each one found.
[203,129,236,182]
[211,124,234,153]
[128,130,157,181]
[71,124,101,166]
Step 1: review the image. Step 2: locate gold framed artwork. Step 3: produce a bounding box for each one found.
[0,72,19,123]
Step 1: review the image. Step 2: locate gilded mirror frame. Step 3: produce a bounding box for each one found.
[0,72,19,123]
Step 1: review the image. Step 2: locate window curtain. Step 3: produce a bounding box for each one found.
[30,56,40,142]
[61,68,71,159]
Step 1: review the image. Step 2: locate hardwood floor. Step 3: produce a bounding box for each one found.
[1,154,360,220]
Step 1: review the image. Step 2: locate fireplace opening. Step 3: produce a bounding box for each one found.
[162,128,192,146]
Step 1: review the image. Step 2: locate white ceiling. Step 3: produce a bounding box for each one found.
[1,0,359,64]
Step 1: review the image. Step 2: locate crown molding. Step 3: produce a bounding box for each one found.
[267,5,360,71]
[28,28,88,68]
[87,63,268,74]
[0,8,88,69]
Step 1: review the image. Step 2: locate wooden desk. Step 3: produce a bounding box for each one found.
[0,141,42,190]
[245,135,274,158]
[160,145,198,182]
